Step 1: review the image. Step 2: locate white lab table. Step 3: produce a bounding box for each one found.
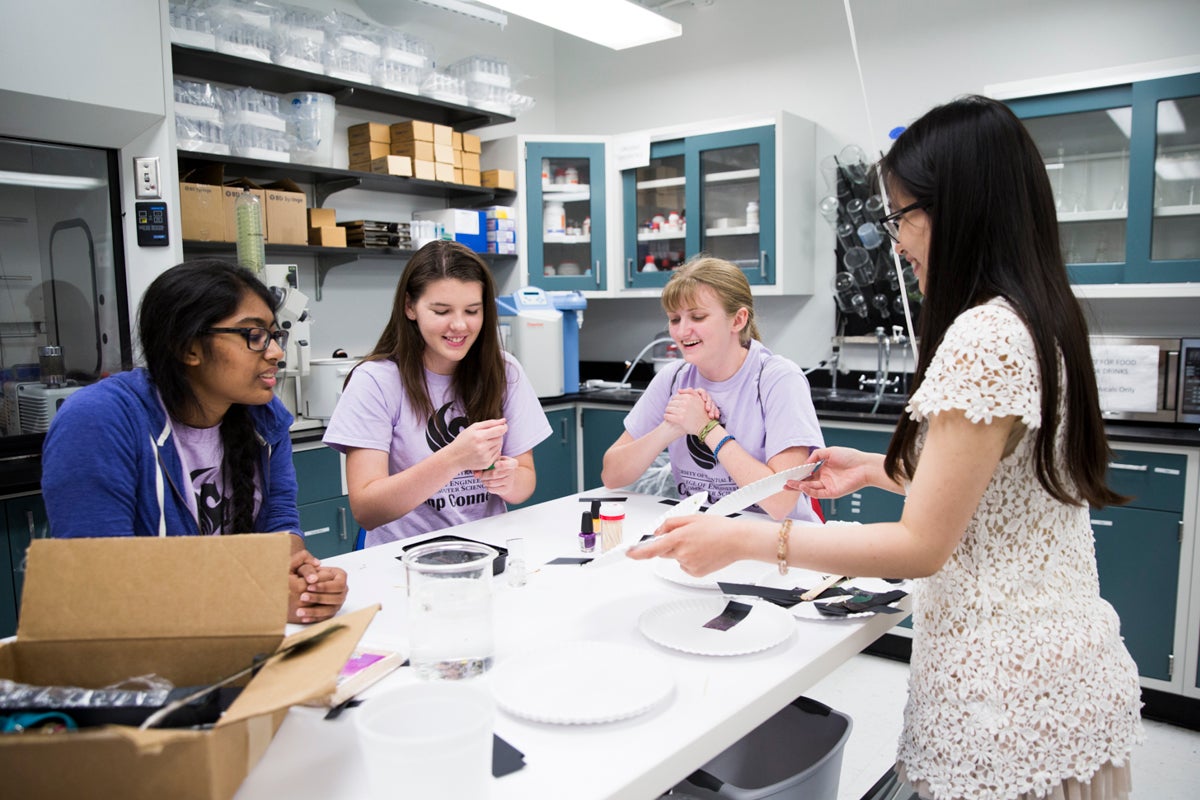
[236,491,910,800]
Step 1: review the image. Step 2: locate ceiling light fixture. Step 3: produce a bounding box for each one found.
[0,170,105,190]
[477,0,682,50]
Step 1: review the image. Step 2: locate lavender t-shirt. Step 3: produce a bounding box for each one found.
[171,420,263,534]
[624,339,824,522]
[323,353,552,547]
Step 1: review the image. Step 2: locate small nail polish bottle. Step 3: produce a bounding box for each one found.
[579,511,596,553]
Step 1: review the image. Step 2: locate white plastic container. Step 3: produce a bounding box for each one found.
[543,201,566,236]
[301,357,359,420]
[284,92,336,166]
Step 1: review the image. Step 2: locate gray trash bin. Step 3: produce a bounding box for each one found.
[668,697,853,800]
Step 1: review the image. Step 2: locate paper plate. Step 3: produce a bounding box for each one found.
[489,641,674,724]
[756,568,910,620]
[638,597,795,656]
[654,557,767,590]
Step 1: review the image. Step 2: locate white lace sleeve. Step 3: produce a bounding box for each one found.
[908,301,1042,428]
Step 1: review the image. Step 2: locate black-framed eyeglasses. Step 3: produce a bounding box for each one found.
[879,201,929,242]
[204,327,289,352]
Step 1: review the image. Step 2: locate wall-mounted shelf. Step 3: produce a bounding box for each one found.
[181,240,517,300]
[171,44,514,130]
[178,151,514,206]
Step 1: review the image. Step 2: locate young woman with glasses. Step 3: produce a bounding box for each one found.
[322,240,551,548]
[42,259,347,624]
[632,97,1142,799]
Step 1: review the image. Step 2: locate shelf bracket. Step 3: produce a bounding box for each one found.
[316,177,366,206]
[315,253,364,301]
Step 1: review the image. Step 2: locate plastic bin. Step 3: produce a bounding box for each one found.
[667,697,852,800]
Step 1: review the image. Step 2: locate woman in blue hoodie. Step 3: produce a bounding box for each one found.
[42,259,346,624]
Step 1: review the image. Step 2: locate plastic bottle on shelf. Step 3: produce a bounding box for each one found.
[235,189,266,279]
[543,201,566,236]
[746,200,759,228]
[643,254,658,272]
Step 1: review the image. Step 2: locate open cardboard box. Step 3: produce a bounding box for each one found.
[0,534,377,800]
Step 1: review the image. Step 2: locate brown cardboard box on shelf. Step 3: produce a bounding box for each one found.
[434,162,456,183]
[452,131,463,151]
[390,139,435,162]
[348,141,391,164]
[453,148,464,168]
[309,207,337,228]
[390,120,435,143]
[453,167,464,184]
[347,122,391,145]
[370,155,413,177]
[412,159,437,181]
[0,535,378,800]
[309,226,347,247]
[262,179,308,245]
[432,123,454,147]
[222,178,267,244]
[462,168,481,187]
[434,143,455,165]
[462,151,481,172]
[481,169,515,190]
[180,163,231,242]
[461,132,481,154]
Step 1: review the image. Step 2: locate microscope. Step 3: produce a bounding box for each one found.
[263,264,311,426]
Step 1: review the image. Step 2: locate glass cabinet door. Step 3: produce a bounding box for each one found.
[623,140,686,288]
[1023,107,1130,268]
[525,141,607,291]
[1151,93,1200,261]
[693,126,775,285]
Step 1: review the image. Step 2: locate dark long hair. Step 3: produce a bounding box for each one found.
[880,95,1123,508]
[354,240,506,422]
[138,259,279,533]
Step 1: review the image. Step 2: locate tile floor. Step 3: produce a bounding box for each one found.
[804,652,1200,800]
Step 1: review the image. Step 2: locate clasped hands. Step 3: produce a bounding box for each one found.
[289,548,348,624]
[663,388,721,439]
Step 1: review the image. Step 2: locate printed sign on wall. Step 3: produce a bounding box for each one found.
[1091,345,1160,413]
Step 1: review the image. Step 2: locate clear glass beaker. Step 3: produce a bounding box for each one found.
[403,540,497,680]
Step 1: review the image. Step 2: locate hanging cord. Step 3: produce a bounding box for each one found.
[842,0,918,351]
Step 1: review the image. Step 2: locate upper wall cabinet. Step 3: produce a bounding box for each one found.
[523,140,608,292]
[619,113,817,295]
[1008,72,1200,285]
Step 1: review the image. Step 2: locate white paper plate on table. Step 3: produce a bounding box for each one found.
[489,641,674,724]
[756,568,910,620]
[654,557,766,590]
[638,597,795,656]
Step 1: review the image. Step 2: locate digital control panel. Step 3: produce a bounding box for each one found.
[135,201,169,247]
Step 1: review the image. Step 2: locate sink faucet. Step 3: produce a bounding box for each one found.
[619,337,675,388]
[859,327,901,400]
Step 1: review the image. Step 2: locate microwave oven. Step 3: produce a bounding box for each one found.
[1089,336,1200,424]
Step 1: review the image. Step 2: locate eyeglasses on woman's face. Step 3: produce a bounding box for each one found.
[204,326,289,352]
[880,201,929,243]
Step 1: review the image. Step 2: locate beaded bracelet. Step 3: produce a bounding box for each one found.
[697,419,720,443]
[777,519,793,575]
[712,434,735,458]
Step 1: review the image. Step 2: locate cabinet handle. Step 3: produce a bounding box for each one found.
[559,416,569,445]
[26,510,36,538]
[1090,518,1114,527]
[338,506,347,541]
[594,260,601,288]
[1152,467,1180,476]
[1108,462,1147,472]
[759,250,767,279]
[626,257,633,287]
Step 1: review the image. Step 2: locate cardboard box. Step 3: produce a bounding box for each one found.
[347,122,391,145]
[481,205,516,219]
[180,164,230,242]
[486,217,518,231]
[369,155,413,177]
[412,159,437,181]
[309,207,337,228]
[390,120,435,142]
[434,143,455,164]
[461,132,481,154]
[348,161,373,173]
[432,124,454,147]
[462,151,481,172]
[262,179,308,245]
[481,169,515,190]
[453,148,464,168]
[390,140,435,162]
[486,241,517,255]
[462,168,481,187]
[222,178,266,245]
[0,535,377,800]
[452,131,463,151]
[486,229,516,243]
[348,141,391,164]
[413,208,486,252]
[309,226,347,247]
[434,162,456,183]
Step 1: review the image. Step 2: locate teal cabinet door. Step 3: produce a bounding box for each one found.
[1090,505,1180,681]
[526,141,607,291]
[511,408,577,509]
[818,426,905,523]
[299,497,355,560]
[6,494,48,624]
[294,446,345,505]
[581,408,629,493]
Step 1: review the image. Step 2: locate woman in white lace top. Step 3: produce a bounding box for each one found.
[630,96,1143,800]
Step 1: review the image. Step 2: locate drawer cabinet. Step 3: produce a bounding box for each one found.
[818,425,905,524]
[293,445,357,559]
[581,407,629,492]
[511,407,578,509]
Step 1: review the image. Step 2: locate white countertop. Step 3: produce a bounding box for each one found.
[236,491,910,800]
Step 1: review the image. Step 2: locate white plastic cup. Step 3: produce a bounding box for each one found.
[356,683,494,799]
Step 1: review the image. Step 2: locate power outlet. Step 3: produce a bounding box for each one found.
[134,156,160,199]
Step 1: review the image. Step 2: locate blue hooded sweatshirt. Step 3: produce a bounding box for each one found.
[41,368,301,539]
